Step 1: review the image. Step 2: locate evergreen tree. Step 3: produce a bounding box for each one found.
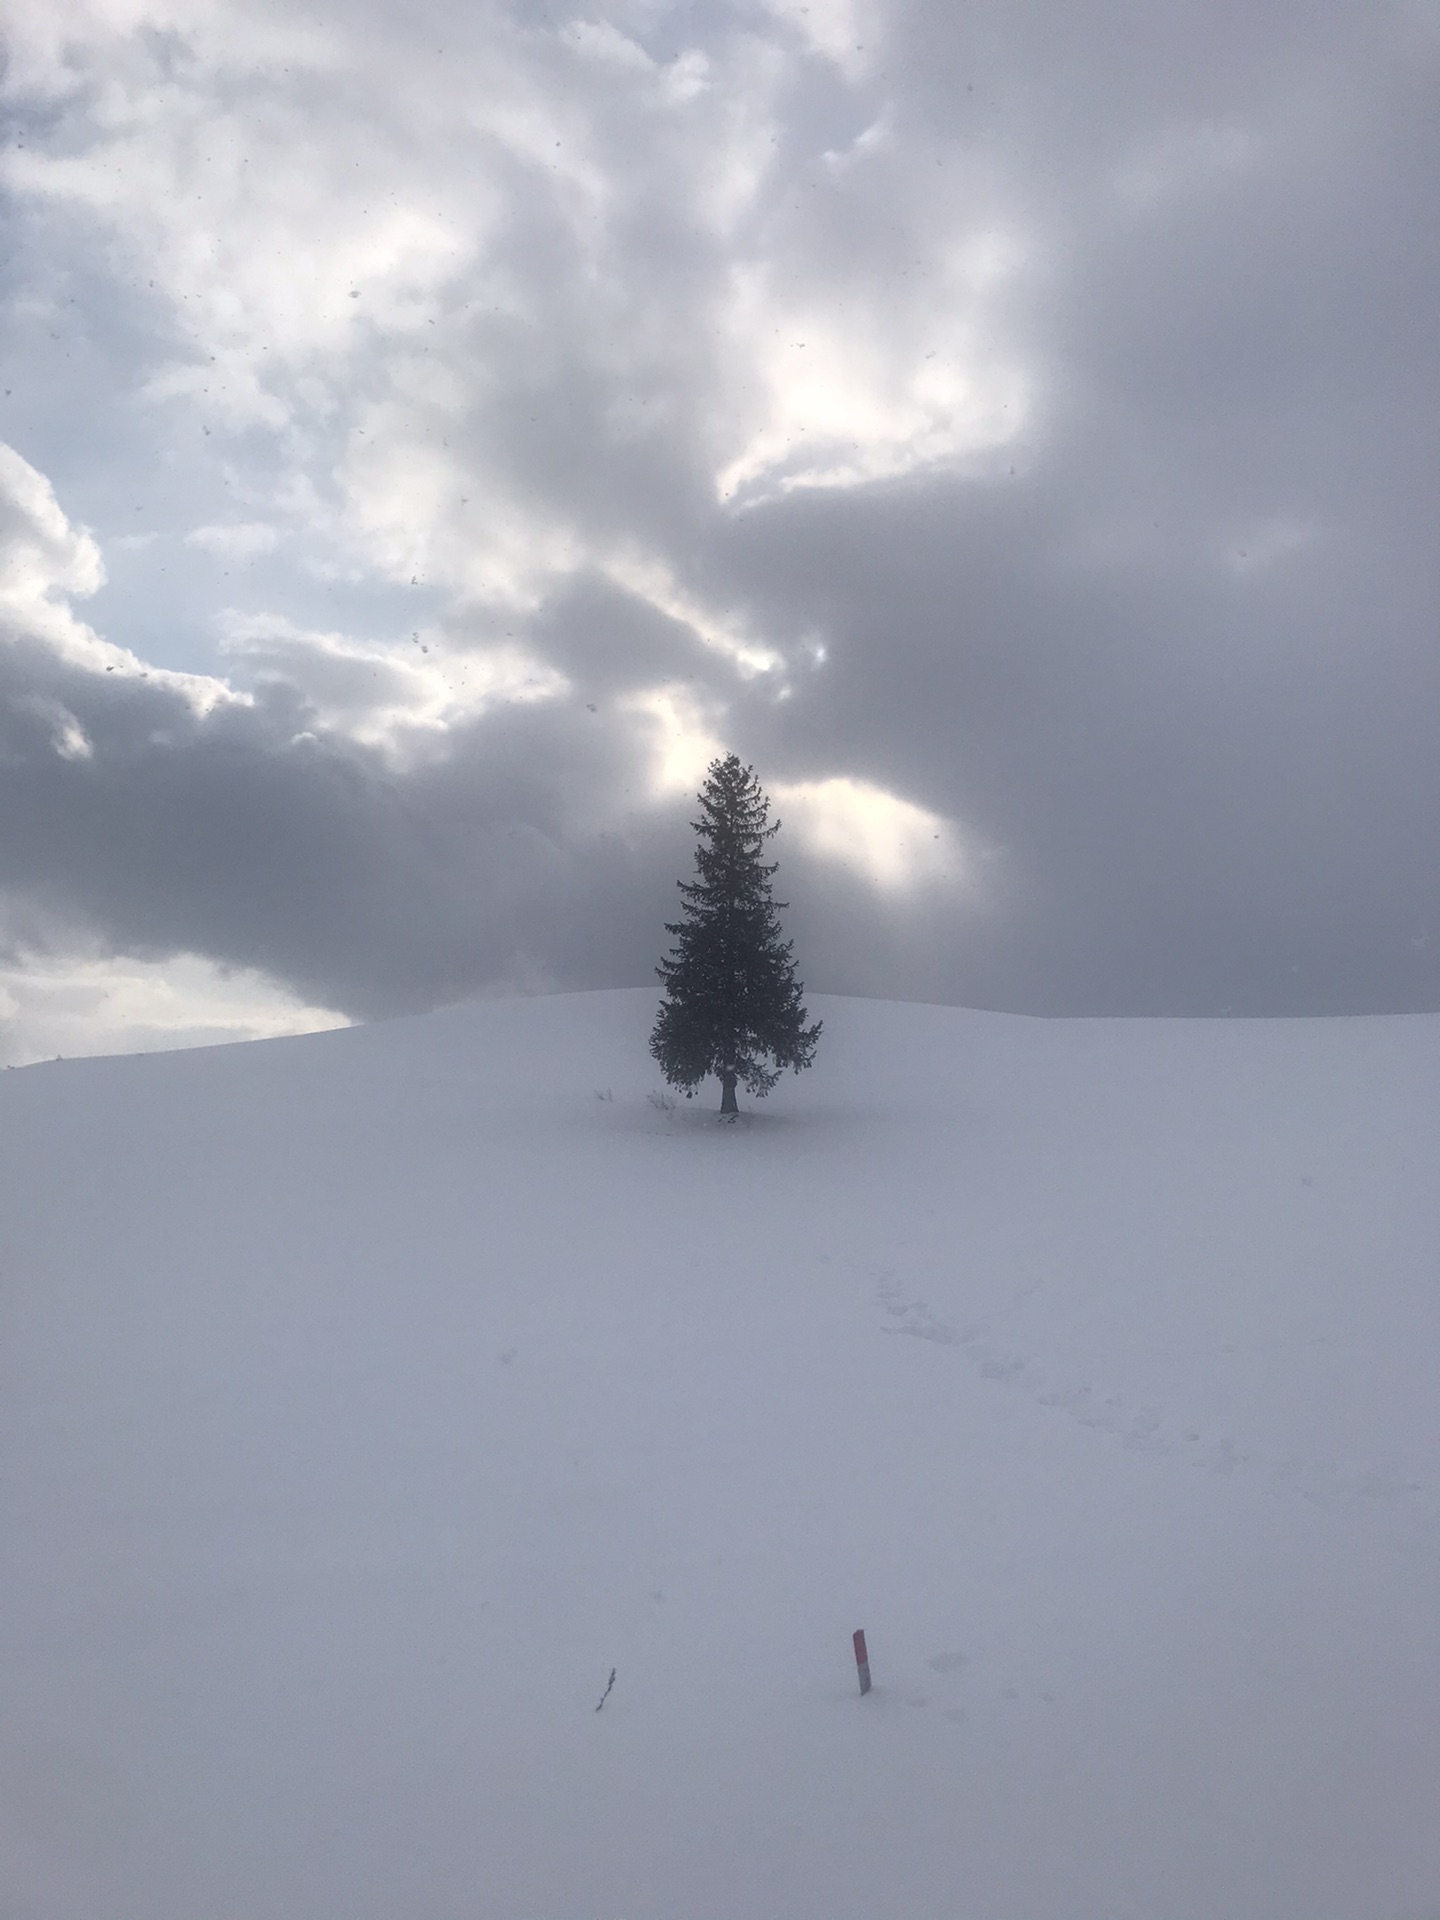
[650,754,821,1115]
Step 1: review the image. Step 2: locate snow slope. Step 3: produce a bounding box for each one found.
[1,990,1437,1920]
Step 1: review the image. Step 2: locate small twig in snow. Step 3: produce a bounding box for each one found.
[594,1668,617,1712]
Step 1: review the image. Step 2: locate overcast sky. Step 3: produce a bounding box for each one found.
[1,0,1436,1064]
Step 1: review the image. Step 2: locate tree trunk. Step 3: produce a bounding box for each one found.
[719,1068,738,1115]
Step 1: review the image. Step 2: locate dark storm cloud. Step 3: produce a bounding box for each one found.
[0,619,695,1017]
[0,0,1436,1058]
[705,0,1440,1012]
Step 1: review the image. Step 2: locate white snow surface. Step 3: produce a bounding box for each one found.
[2,989,1437,1920]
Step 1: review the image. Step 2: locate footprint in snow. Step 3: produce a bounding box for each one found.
[873,1274,1434,1529]
[979,1352,1027,1382]
[926,1650,968,1674]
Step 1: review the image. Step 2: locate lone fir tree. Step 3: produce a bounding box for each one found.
[650,754,821,1115]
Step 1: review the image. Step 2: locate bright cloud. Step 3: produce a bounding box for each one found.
[219,611,568,758]
[0,442,241,714]
[336,419,586,607]
[606,555,786,679]
[0,947,348,1068]
[0,441,106,612]
[3,11,484,437]
[622,682,727,797]
[774,775,964,889]
[717,234,1030,506]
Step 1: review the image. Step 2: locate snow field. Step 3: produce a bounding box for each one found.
[1,990,1437,1919]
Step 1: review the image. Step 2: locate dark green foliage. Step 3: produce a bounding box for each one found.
[650,754,821,1114]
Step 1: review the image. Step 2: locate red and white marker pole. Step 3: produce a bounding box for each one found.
[853,1628,872,1696]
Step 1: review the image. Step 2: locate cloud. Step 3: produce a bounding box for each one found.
[186,521,280,559]
[1220,515,1319,578]
[623,682,728,797]
[0,442,243,711]
[0,0,1435,1064]
[0,947,348,1068]
[0,443,106,631]
[218,610,570,759]
[716,234,1029,506]
[1112,118,1257,212]
[761,0,879,79]
[11,693,95,762]
[604,556,786,678]
[773,776,964,890]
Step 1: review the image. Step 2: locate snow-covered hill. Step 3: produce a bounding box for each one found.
[2,991,1437,1920]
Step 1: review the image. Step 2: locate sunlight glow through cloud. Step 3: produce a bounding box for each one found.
[623,683,728,797]
[220,613,568,758]
[774,776,963,889]
[607,555,786,679]
[0,948,348,1068]
[716,236,1030,506]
